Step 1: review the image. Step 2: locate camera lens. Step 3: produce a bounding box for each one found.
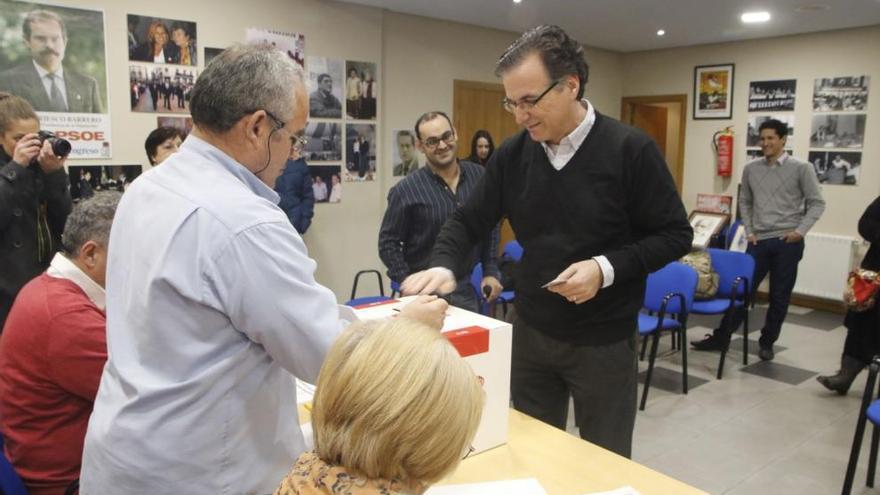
[50,138,72,157]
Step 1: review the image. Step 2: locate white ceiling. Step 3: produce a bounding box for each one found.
[338,0,880,52]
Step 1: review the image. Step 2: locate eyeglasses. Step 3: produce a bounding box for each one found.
[421,130,456,149]
[501,80,561,113]
[264,110,308,152]
[462,445,475,460]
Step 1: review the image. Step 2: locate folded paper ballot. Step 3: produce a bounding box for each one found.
[425,478,548,495]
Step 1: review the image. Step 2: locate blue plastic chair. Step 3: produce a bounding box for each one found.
[844,356,880,495]
[470,263,512,317]
[692,248,755,379]
[503,240,523,261]
[638,262,698,411]
[724,220,743,249]
[345,269,392,307]
[0,432,29,495]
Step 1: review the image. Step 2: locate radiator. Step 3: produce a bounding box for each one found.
[793,232,858,301]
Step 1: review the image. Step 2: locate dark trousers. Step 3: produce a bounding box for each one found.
[843,305,880,365]
[716,237,805,348]
[510,309,637,458]
[447,277,480,314]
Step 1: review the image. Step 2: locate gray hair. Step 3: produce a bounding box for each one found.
[189,44,304,133]
[496,25,590,100]
[62,192,121,255]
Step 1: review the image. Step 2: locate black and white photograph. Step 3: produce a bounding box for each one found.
[808,151,861,186]
[810,114,866,149]
[127,14,197,66]
[204,47,223,65]
[689,211,728,249]
[307,56,343,119]
[813,75,870,112]
[748,79,796,112]
[345,60,377,120]
[746,148,793,161]
[345,123,376,181]
[130,64,197,113]
[245,27,304,67]
[157,116,193,137]
[68,164,143,200]
[309,165,342,203]
[303,122,342,162]
[747,115,795,146]
[0,2,112,158]
[391,128,420,177]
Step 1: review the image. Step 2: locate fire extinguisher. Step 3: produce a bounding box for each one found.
[713,126,734,177]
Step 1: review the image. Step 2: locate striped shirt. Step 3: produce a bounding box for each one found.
[379,160,499,283]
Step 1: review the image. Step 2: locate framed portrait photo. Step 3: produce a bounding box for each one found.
[694,64,735,120]
[689,211,729,249]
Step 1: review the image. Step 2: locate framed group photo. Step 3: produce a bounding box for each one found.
[694,63,734,120]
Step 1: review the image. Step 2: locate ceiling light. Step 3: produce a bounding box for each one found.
[513,0,522,3]
[741,11,771,23]
[656,29,666,36]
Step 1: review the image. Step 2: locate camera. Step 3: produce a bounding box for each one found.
[37,130,72,158]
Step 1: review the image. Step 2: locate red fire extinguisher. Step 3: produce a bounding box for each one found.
[713,126,734,177]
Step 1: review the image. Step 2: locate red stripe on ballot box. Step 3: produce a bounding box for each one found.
[445,326,490,357]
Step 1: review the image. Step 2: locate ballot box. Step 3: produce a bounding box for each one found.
[352,296,512,455]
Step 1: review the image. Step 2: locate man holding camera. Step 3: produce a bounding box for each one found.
[0,91,71,330]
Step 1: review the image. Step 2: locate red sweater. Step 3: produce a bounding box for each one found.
[0,273,107,495]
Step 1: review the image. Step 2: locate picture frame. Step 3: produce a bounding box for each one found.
[689,211,730,249]
[694,63,735,120]
[695,193,733,215]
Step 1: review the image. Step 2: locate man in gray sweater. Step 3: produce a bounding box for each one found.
[692,118,825,360]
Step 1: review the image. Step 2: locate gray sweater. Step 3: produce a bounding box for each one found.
[740,153,826,240]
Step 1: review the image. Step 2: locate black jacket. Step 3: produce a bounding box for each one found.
[859,196,880,271]
[0,148,72,329]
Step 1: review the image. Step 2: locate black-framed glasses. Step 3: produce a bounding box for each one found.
[501,80,561,113]
[462,445,475,460]
[264,110,308,152]
[421,130,456,149]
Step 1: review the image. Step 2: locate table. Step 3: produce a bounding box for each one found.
[435,409,708,495]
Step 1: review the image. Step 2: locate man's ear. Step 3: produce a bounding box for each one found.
[79,240,99,268]
[243,111,268,148]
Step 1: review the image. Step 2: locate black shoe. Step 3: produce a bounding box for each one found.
[691,334,726,351]
[758,346,774,361]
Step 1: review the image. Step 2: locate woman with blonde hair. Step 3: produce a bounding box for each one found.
[275,318,484,494]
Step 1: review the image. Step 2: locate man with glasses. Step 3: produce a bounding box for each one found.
[79,44,446,495]
[401,26,692,457]
[379,111,502,313]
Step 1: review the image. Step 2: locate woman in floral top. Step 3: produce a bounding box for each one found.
[275,318,484,495]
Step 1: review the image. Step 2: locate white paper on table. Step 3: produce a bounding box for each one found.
[426,478,548,495]
[581,486,642,495]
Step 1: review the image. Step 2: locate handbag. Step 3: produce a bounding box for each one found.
[844,269,880,312]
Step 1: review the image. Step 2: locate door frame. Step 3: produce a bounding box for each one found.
[620,94,687,193]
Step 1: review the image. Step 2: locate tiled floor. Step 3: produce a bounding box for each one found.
[566,304,879,494]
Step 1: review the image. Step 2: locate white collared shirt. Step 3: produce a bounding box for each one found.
[541,99,596,171]
[80,135,345,494]
[540,100,614,288]
[33,60,68,110]
[46,252,105,310]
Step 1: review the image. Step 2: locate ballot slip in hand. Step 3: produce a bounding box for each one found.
[541,279,565,289]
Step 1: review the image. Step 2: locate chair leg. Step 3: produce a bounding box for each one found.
[742,306,750,365]
[717,343,728,380]
[640,335,648,361]
[640,332,661,411]
[681,326,689,394]
[869,423,879,488]
[843,364,879,495]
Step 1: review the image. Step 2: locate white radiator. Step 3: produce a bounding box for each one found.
[793,233,858,301]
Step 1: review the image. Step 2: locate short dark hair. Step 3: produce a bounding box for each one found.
[317,73,332,84]
[145,126,185,165]
[469,129,495,161]
[22,10,67,42]
[170,22,191,38]
[414,111,454,140]
[758,119,788,138]
[495,25,590,100]
[396,130,415,146]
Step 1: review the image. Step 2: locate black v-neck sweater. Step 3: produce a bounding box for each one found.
[432,113,693,345]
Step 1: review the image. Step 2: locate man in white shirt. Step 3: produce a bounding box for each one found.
[80,44,444,495]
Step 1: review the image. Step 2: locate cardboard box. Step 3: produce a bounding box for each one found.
[353,297,512,455]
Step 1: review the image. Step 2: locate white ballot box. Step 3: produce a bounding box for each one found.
[352,296,512,455]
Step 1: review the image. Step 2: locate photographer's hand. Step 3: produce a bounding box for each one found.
[37,140,66,173]
[12,133,42,166]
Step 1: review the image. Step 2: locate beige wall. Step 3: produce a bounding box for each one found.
[39,0,624,300]
[622,26,880,239]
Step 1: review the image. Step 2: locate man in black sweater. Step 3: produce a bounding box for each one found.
[401,25,692,457]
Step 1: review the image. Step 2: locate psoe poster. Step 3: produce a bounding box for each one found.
[0,1,112,158]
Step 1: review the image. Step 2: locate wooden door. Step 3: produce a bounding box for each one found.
[453,80,521,253]
[621,94,687,194]
[631,104,668,156]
